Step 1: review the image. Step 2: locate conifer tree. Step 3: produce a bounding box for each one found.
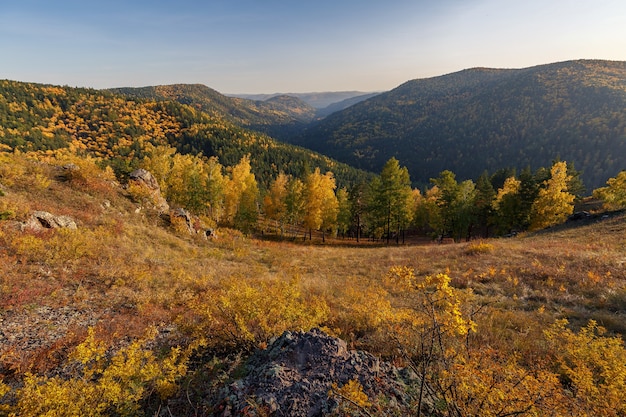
[474,171,496,237]
[369,158,414,244]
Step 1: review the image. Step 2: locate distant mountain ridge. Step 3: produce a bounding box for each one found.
[228,91,379,109]
[292,60,626,190]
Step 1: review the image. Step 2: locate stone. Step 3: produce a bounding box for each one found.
[22,211,77,231]
[128,169,169,214]
[215,328,433,416]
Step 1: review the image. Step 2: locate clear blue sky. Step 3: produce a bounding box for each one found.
[2,0,625,93]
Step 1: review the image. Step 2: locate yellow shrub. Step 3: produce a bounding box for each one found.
[544,319,626,416]
[190,276,329,350]
[464,241,495,255]
[329,379,371,412]
[11,327,189,417]
[442,349,565,417]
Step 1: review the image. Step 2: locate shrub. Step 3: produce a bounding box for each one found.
[464,241,495,255]
[187,276,329,351]
[11,327,190,417]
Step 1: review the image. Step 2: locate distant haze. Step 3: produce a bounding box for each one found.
[228,92,378,109]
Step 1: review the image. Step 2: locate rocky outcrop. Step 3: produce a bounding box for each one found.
[22,211,77,231]
[169,207,217,239]
[216,328,432,416]
[128,169,169,214]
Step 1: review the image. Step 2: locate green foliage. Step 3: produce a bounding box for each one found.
[367,158,414,243]
[296,60,626,191]
[0,80,369,194]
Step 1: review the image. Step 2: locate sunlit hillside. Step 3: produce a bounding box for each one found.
[1,151,625,416]
[0,80,370,188]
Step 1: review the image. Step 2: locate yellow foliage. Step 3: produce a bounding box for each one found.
[11,327,189,417]
[329,379,371,410]
[442,349,565,417]
[464,241,494,255]
[190,276,329,349]
[0,380,10,415]
[386,267,476,336]
[544,319,626,416]
[593,170,626,210]
[530,161,575,230]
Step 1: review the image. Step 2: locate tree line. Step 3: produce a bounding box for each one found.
[137,144,611,243]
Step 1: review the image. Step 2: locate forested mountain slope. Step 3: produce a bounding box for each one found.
[294,60,626,189]
[109,84,317,141]
[0,80,369,187]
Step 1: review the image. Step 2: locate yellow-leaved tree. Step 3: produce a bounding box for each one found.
[263,172,289,235]
[530,161,575,230]
[593,170,626,210]
[223,155,258,233]
[303,168,338,241]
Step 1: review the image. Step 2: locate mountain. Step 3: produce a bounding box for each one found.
[0,80,370,188]
[229,91,377,109]
[315,92,380,118]
[293,60,626,190]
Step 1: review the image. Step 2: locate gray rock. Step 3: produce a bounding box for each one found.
[22,211,77,231]
[216,328,432,416]
[128,169,169,214]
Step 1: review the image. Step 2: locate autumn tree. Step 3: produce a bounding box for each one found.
[284,177,305,238]
[263,172,289,235]
[224,155,259,233]
[140,144,225,222]
[530,161,575,230]
[492,176,522,235]
[335,187,352,238]
[593,170,626,210]
[303,168,338,241]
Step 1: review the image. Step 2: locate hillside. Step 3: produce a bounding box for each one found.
[0,80,369,188]
[1,151,626,415]
[108,84,318,143]
[294,60,626,190]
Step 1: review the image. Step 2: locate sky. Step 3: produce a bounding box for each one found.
[1,0,626,94]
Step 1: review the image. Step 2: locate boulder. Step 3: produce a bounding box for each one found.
[22,211,77,231]
[128,169,169,214]
[170,207,194,234]
[216,328,433,416]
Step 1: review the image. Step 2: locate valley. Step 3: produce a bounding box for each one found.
[1,59,626,415]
